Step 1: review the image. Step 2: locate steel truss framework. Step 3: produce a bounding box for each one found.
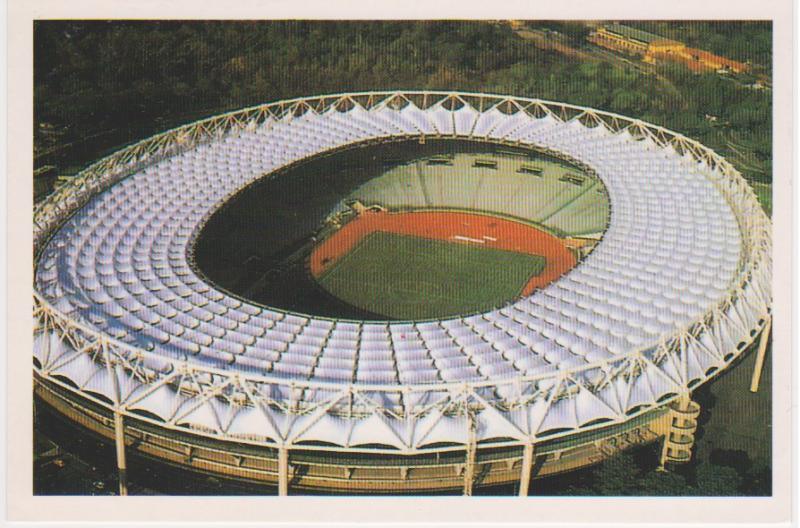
[33,91,771,463]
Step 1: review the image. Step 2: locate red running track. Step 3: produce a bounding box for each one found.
[309,210,577,296]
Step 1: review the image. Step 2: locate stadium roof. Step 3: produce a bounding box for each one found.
[33,92,771,449]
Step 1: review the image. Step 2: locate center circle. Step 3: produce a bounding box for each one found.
[192,138,610,321]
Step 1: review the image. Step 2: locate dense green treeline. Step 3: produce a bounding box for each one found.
[34,21,771,183]
[546,447,771,496]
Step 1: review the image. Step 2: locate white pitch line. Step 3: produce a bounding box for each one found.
[452,235,485,244]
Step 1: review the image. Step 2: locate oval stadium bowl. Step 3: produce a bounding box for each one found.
[33,91,772,495]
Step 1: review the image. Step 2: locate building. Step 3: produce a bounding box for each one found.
[644,45,750,74]
[588,23,681,55]
[589,23,750,74]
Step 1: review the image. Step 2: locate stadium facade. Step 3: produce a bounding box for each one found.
[33,91,772,495]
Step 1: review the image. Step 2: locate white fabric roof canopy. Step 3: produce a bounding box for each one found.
[33,94,770,447]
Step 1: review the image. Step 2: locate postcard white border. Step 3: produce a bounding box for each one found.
[5,0,794,525]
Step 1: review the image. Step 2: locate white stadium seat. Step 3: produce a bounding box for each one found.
[33,93,769,446]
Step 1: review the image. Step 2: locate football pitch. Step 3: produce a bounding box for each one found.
[316,231,546,320]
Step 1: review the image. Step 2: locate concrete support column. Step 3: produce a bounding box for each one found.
[113,410,128,496]
[463,417,477,496]
[750,316,772,393]
[518,443,534,497]
[278,446,289,496]
[463,443,476,496]
[657,429,671,471]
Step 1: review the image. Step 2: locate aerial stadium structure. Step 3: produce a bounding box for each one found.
[33,91,772,495]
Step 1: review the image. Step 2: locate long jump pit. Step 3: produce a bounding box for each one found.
[308,210,578,320]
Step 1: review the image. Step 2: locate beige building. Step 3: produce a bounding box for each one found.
[589,23,750,74]
[588,23,681,55]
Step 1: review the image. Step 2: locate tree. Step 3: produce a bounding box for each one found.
[34,20,772,188]
[636,469,692,496]
[694,461,742,496]
[593,452,640,496]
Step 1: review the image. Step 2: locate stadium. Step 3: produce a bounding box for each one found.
[33,91,772,495]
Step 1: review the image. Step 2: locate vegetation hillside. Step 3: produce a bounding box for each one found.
[35,21,772,186]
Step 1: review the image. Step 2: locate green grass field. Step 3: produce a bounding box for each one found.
[316,231,545,320]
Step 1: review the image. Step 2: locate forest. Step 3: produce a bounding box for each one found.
[34,20,772,184]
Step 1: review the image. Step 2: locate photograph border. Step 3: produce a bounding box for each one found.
[6,0,794,524]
